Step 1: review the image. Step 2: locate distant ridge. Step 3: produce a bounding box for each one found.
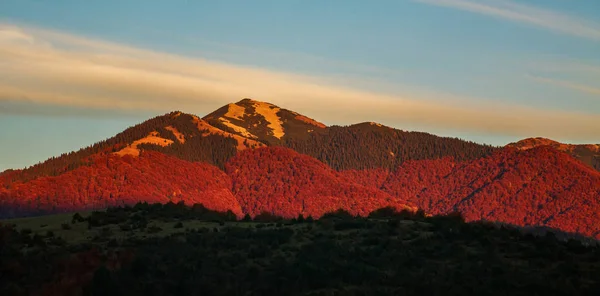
[507,137,600,171]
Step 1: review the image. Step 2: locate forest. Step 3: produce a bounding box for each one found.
[2,144,600,239]
[2,203,600,295]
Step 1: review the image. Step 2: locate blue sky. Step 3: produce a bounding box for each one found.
[0,0,599,170]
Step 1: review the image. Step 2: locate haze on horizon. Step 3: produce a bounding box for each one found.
[1,0,599,171]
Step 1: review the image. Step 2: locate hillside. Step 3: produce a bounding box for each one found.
[225,147,410,218]
[380,146,600,238]
[283,123,498,170]
[0,112,240,186]
[0,152,242,218]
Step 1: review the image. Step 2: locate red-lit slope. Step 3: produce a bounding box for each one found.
[0,152,242,218]
[382,146,600,237]
[338,168,391,189]
[225,147,409,218]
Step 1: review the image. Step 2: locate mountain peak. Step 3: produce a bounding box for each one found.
[508,137,566,151]
[203,98,326,144]
[237,98,260,104]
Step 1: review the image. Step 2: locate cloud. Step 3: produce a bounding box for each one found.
[416,0,600,41]
[0,23,599,143]
[529,74,600,97]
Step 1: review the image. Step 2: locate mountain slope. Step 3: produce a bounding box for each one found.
[283,122,498,170]
[0,111,261,187]
[225,147,410,218]
[381,146,600,238]
[507,137,600,171]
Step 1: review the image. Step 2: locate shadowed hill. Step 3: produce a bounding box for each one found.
[283,122,498,170]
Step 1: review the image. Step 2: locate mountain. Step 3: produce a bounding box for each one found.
[1,98,599,239]
[1,99,496,186]
[507,137,600,171]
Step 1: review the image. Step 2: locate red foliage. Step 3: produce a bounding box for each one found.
[2,144,600,239]
[382,147,600,238]
[0,152,242,218]
[226,147,409,218]
[338,168,391,189]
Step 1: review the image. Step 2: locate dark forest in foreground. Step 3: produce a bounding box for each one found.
[2,203,600,296]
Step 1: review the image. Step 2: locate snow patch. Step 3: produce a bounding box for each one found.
[253,102,285,139]
[369,122,383,127]
[115,131,174,157]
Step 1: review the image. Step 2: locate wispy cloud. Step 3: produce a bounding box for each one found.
[529,74,600,97]
[528,56,600,77]
[416,0,600,41]
[0,23,599,142]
